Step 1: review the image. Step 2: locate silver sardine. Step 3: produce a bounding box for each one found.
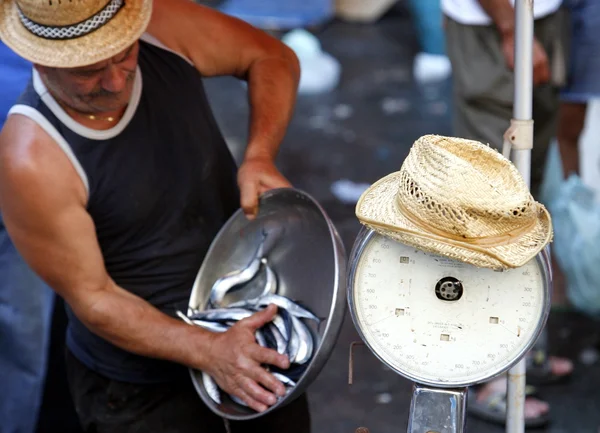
[262,259,278,297]
[229,294,319,323]
[266,323,287,355]
[255,329,267,347]
[191,320,229,333]
[202,372,221,404]
[208,237,266,307]
[272,372,297,388]
[290,316,313,365]
[287,321,300,364]
[189,307,254,323]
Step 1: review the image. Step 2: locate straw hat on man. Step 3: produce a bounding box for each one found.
[0,0,306,430]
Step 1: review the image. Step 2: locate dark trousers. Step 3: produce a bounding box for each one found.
[65,350,311,433]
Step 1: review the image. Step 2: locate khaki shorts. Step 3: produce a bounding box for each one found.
[445,10,569,197]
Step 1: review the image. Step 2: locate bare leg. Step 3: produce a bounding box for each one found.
[554,102,587,307]
[476,375,549,419]
[557,102,588,178]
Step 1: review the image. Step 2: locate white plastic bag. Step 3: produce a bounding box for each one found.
[541,141,600,317]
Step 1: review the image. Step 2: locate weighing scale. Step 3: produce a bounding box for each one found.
[348,2,551,431]
[348,228,552,433]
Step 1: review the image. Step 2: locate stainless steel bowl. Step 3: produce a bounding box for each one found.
[187,188,347,421]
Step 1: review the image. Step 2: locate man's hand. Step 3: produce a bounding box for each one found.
[237,155,292,219]
[501,34,550,86]
[476,0,550,86]
[204,305,290,412]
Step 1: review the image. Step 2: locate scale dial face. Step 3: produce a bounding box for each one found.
[349,230,551,387]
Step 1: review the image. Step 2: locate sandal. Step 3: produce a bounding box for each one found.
[467,384,549,428]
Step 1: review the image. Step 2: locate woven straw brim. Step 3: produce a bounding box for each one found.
[356,172,553,270]
[0,0,152,67]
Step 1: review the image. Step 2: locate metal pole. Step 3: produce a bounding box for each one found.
[506,1,534,433]
[511,0,534,185]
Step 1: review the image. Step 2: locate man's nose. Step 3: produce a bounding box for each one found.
[101,66,128,93]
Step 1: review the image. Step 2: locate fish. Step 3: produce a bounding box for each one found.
[261,259,278,298]
[203,372,221,404]
[290,316,314,365]
[189,307,255,323]
[178,311,229,333]
[267,323,288,355]
[271,363,308,382]
[272,372,297,388]
[191,320,229,333]
[272,310,293,344]
[189,277,322,412]
[176,310,195,326]
[255,329,267,347]
[260,324,278,351]
[229,294,320,323]
[208,236,266,307]
[286,319,301,364]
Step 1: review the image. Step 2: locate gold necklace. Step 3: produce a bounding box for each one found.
[87,114,117,122]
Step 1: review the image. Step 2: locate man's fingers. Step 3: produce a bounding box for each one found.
[239,181,259,220]
[249,366,287,397]
[240,304,278,330]
[250,343,290,370]
[532,41,550,85]
[260,172,292,191]
[234,387,269,413]
[240,376,280,406]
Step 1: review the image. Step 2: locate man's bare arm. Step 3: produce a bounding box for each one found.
[477,0,550,84]
[0,116,214,370]
[147,0,300,165]
[477,0,515,37]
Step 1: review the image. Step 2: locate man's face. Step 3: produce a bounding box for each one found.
[37,43,140,114]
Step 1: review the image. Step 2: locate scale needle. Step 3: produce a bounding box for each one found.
[499,323,519,337]
[367,313,394,327]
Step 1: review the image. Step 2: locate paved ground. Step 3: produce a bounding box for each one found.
[35,5,600,433]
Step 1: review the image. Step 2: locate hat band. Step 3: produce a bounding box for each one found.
[395,195,537,247]
[17,0,124,41]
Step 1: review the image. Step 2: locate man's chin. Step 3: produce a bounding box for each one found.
[86,93,132,113]
[91,100,129,114]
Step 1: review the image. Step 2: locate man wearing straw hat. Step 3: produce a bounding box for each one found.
[0,0,309,431]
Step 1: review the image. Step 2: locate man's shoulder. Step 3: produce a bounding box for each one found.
[139,32,194,66]
[0,113,55,173]
[0,112,72,181]
[0,113,87,203]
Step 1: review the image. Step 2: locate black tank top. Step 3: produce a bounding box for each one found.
[11,35,240,383]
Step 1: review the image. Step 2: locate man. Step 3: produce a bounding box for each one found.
[557,0,600,179]
[442,0,566,198]
[0,40,56,433]
[0,0,304,431]
[441,0,573,427]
